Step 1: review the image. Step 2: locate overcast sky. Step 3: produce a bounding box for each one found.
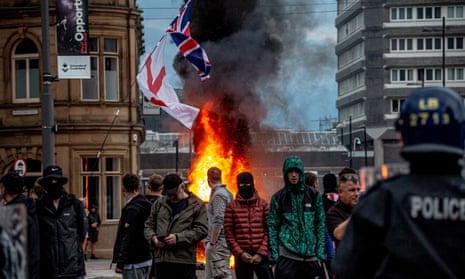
[137,0,338,131]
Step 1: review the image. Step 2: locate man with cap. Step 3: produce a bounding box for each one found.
[0,171,40,279]
[144,173,207,279]
[224,172,273,279]
[35,165,87,278]
[333,87,465,278]
[112,173,152,278]
[205,167,233,279]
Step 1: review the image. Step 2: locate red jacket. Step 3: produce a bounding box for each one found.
[224,192,269,258]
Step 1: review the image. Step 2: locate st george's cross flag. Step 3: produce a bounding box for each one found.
[137,35,199,129]
[167,0,211,81]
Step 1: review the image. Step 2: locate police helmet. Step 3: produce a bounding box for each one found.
[395,87,465,157]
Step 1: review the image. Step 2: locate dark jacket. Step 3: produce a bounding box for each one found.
[334,173,465,279]
[144,192,208,265]
[267,156,326,262]
[36,193,87,278]
[7,195,40,279]
[224,191,269,259]
[88,210,101,233]
[112,194,152,269]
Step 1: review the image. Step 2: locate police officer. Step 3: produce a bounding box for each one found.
[333,87,465,279]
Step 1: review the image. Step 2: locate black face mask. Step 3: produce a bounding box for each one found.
[239,185,254,199]
[45,182,65,199]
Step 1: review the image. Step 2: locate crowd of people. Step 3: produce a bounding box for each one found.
[1,87,464,279]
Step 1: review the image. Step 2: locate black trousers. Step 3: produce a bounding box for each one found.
[155,262,197,279]
[274,257,323,279]
[234,257,274,279]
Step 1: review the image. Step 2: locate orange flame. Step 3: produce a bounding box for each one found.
[188,104,249,201]
[189,103,247,269]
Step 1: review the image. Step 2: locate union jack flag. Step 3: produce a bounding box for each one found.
[166,0,192,36]
[167,0,211,81]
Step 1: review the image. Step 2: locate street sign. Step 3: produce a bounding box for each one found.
[13,158,27,177]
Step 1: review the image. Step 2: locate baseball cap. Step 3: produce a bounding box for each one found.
[162,173,183,195]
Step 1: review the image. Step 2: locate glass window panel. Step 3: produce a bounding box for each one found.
[426,38,433,50]
[106,176,121,219]
[435,69,441,80]
[399,70,405,81]
[391,8,397,20]
[457,68,464,80]
[448,38,455,49]
[104,39,117,53]
[391,39,397,51]
[82,157,99,172]
[407,39,413,50]
[457,6,463,18]
[15,39,38,54]
[88,38,98,52]
[29,59,40,99]
[448,7,455,18]
[15,60,27,99]
[426,7,432,19]
[435,38,441,50]
[399,8,405,19]
[447,68,455,80]
[82,57,99,100]
[392,99,399,112]
[417,39,424,50]
[105,157,120,171]
[407,70,413,81]
[82,176,100,209]
[426,69,433,80]
[457,38,463,49]
[407,8,413,19]
[399,39,405,50]
[434,7,441,18]
[417,8,424,19]
[104,57,118,101]
[418,69,425,82]
[392,70,398,81]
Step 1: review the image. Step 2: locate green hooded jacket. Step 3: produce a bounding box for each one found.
[267,156,326,262]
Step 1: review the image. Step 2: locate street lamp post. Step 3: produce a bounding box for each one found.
[360,126,368,166]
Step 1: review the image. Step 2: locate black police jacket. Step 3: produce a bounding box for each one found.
[333,173,465,279]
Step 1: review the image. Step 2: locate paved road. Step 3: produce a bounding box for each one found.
[85,259,231,279]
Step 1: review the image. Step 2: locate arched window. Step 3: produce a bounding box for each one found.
[12,39,40,103]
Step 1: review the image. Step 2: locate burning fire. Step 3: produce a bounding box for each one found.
[188,103,250,269]
[188,103,249,201]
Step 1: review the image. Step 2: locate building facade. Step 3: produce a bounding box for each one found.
[0,0,145,257]
[335,0,465,167]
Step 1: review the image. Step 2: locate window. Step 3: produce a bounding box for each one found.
[391,7,413,21]
[447,68,465,81]
[391,69,413,82]
[81,38,119,101]
[417,8,424,19]
[448,6,464,18]
[391,99,405,113]
[81,156,122,220]
[12,39,40,103]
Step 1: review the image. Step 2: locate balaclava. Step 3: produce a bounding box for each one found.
[45,181,65,199]
[237,172,255,199]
